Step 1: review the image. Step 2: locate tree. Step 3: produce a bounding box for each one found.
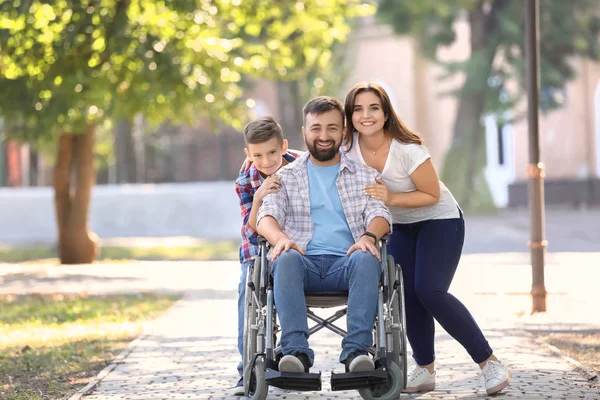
[0,0,374,263]
[377,0,600,210]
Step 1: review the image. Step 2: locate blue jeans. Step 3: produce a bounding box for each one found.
[272,250,381,366]
[388,212,493,366]
[237,260,252,377]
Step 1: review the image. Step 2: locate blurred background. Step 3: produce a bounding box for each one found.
[1,2,600,398]
[0,0,599,263]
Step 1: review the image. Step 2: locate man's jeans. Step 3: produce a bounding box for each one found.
[237,260,252,377]
[272,250,381,366]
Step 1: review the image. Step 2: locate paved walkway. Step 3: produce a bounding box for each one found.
[1,254,599,399]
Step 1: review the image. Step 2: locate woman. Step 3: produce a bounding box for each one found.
[342,81,511,395]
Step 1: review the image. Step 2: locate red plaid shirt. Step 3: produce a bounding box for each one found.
[235,152,298,263]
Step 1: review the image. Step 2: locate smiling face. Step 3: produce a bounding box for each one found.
[351,90,387,138]
[302,109,343,166]
[244,137,288,176]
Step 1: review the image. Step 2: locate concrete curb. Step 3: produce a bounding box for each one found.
[523,330,599,383]
[67,296,186,400]
[67,335,144,400]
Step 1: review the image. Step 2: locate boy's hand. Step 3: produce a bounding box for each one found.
[239,156,253,172]
[255,176,280,203]
[271,237,304,262]
[346,235,380,261]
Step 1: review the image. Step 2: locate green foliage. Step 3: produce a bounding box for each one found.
[0,239,239,262]
[0,0,375,141]
[377,0,600,118]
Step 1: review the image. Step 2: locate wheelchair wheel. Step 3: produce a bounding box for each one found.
[247,357,268,400]
[387,255,408,389]
[243,258,268,398]
[357,361,403,400]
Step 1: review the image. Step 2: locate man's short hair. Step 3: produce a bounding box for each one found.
[302,96,345,127]
[243,116,284,145]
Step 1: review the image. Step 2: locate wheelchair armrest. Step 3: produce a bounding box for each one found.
[380,234,390,244]
[258,236,268,245]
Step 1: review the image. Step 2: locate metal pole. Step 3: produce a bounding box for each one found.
[524,0,547,313]
[0,117,4,187]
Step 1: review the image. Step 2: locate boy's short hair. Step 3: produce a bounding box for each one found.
[243,116,284,145]
[302,96,345,127]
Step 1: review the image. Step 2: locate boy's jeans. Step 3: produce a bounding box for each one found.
[271,249,381,366]
[237,260,252,377]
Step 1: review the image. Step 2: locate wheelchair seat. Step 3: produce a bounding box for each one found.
[305,292,348,308]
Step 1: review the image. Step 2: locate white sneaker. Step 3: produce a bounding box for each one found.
[232,377,244,396]
[481,360,511,395]
[403,365,435,393]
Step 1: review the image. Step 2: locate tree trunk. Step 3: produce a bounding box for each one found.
[441,4,499,211]
[29,149,38,186]
[115,119,136,183]
[54,123,99,264]
[277,80,305,150]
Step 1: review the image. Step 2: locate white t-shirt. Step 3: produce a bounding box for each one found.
[344,133,460,224]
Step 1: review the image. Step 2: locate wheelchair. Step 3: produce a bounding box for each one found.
[243,235,408,400]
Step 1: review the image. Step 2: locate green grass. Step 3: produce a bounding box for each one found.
[0,293,180,400]
[0,241,239,263]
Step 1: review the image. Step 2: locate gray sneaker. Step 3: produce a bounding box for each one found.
[343,352,375,373]
[278,353,310,373]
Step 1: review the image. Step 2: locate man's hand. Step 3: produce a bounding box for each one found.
[271,237,304,262]
[346,235,380,261]
[254,176,280,203]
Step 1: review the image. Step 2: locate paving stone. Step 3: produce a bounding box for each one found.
[81,285,600,399]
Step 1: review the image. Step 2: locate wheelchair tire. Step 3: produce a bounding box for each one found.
[387,255,408,390]
[396,262,408,389]
[358,361,403,400]
[247,358,268,400]
[243,260,260,395]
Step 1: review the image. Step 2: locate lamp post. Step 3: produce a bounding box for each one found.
[0,117,4,187]
[524,0,547,312]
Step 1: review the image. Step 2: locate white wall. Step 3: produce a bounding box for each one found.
[484,115,516,208]
[595,82,600,177]
[0,182,241,244]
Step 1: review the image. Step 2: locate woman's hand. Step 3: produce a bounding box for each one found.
[364,178,391,205]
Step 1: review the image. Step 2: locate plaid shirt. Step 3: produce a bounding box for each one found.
[235,152,298,263]
[257,151,392,253]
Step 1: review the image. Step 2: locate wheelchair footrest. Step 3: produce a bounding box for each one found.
[330,368,388,391]
[265,368,322,391]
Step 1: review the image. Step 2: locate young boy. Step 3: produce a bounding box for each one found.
[232,116,298,395]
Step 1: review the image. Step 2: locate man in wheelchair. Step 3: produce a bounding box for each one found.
[256,96,392,376]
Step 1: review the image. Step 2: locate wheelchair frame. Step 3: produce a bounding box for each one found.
[243,235,408,400]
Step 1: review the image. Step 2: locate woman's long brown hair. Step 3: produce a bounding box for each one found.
[343,82,423,152]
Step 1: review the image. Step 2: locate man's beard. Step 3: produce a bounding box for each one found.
[306,139,340,162]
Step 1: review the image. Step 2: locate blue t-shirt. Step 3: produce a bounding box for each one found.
[306,161,355,256]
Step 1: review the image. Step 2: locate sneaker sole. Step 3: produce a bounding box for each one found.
[486,370,512,395]
[232,388,245,396]
[403,382,435,393]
